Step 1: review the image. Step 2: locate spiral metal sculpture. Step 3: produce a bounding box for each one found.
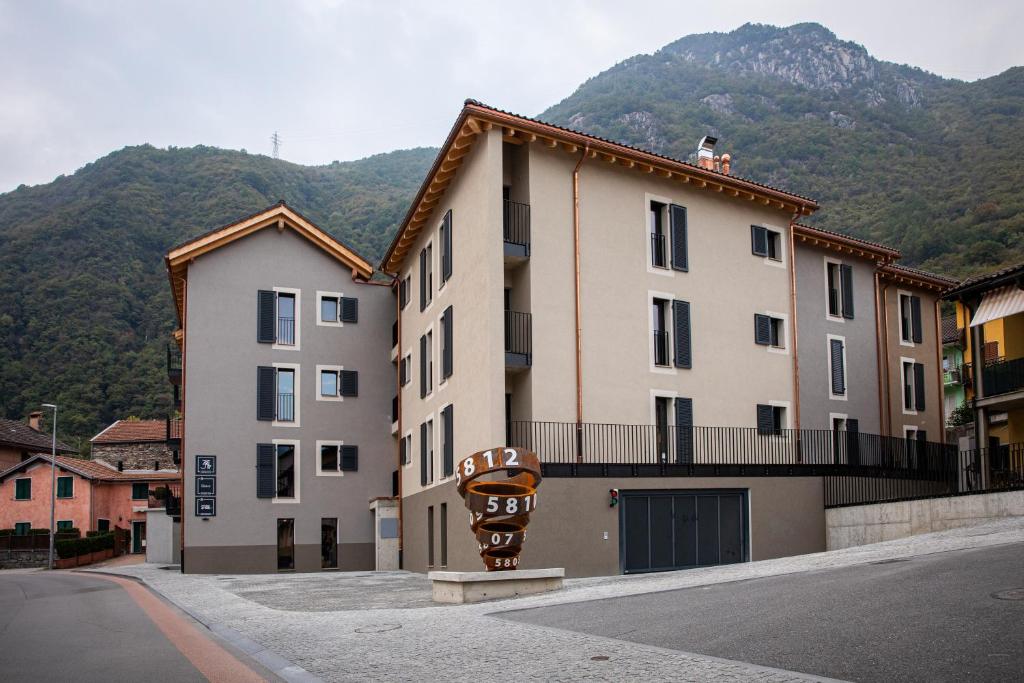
[456,446,541,571]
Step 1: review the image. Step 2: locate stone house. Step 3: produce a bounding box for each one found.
[90,419,179,471]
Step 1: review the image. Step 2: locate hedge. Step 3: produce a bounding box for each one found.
[55,532,114,559]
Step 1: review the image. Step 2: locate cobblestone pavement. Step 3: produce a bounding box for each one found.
[88,517,1024,682]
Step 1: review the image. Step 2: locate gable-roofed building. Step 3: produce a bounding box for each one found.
[90,418,178,471]
[0,413,76,470]
[167,202,395,573]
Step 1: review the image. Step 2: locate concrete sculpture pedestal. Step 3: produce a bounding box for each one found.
[428,568,565,604]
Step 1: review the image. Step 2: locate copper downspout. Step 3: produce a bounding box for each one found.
[934,298,944,440]
[178,277,187,572]
[394,280,403,567]
[879,277,893,436]
[572,145,589,461]
[874,270,888,436]
[787,218,801,432]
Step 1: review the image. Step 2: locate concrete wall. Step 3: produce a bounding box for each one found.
[146,509,179,564]
[402,476,825,577]
[183,226,394,573]
[794,242,881,433]
[826,489,1024,549]
[882,285,943,439]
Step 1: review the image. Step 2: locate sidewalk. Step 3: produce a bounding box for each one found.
[89,517,1024,682]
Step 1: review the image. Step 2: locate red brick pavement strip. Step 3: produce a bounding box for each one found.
[86,571,267,683]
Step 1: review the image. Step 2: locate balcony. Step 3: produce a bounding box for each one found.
[167,344,182,386]
[503,199,530,261]
[504,310,532,368]
[943,366,962,386]
[149,482,182,517]
[650,233,667,269]
[277,316,295,346]
[277,393,295,422]
[980,356,1024,398]
[653,330,670,367]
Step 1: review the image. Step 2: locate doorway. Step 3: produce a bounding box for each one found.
[131,520,146,554]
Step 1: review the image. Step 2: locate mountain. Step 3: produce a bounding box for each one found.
[541,22,1024,275]
[0,145,436,448]
[2,21,1022,445]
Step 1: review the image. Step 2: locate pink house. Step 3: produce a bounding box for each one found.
[0,455,179,553]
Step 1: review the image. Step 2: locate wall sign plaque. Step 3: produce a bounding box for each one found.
[195,497,216,517]
[196,476,216,496]
[195,455,216,476]
[456,446,542,571]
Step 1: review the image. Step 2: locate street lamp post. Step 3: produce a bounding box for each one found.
[42,403,57,570]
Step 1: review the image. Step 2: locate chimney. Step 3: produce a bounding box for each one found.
[696,136,717,170]
[721,153,731,175]
[117,460,124,472]
[28,411,42,432]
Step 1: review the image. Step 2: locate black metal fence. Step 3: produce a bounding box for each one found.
[503,199,530,250]
[504,310,532,362]
[981,356,1024,396]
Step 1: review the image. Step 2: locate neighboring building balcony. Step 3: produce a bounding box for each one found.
[504,310,532,368]
[507,421,957,480]
[503,199,530,261]
[166,344,182,385]
[943,365,962,386]
[976,357,1024,409]
[165,417,182,445]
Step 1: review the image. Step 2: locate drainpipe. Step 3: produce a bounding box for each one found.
[873,270,887,435]
[933,298,944,442]
[787,216,801,435]
[572,145,589,462]
[394,279,403,569]
[178,277,187,573]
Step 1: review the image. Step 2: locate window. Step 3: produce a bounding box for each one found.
[320,295,338,323]
[399,276,411,309]
[826,261,855,319]
[756,404,786,435]
[828,336,847,398]
[277,292,296,345]
[652,298,670,366]
[57,476,73,499]
[440,210,452,284]
[650,201,667,268]
[420,419,434,485]
[401,433,412,466]
[14,478,31,500]
[751,225,782,261]
[427,505,435,568]
[257,289,300,347]
[320,443,339,472]
[754,314,785,349]
[277,368,295,421]
[400,354,411,386]
[420,243,433,311]
[899,293,922,344]
[276,443,296,498]
[441,306,453,380]
[132,483,149,500]
[57,520,73,533]
[440,503,448,568]
[420,331,433,398]
[277,518,294,571]
[902,360,926,413]
[14,522,30,536]
[318,441,357,475]
[320,369,338,397]
[441,404,454,478]
[322,518,338,569]
[97,519,110,533]
[317,365,357,400]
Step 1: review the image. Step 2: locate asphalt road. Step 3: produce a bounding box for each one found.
[501,542,1024,682]
[0,571,209,682]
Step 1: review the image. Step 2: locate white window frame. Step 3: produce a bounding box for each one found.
[827,333,848,401]
[272,286,301,351]
[400,348,413,390]
[316,290,345,328]
[422,241,435,314]
[402,430,414,469]
[900,356,918,415]
[903,425,919,440]
[272,362,301,428]
[401,274,412,310]
[316,364,344,402]
[649,389,680,426]
[437,310,450,391]
[271,438,301,503]
[648,290,677,375]
[898,290,915,347]
[763,310,789,355]
[645,193,674,277]
[438,401,454,483]
[829,412,849,431]
[423,325,435,401]
[767,400,791,435]
[757,224,786,269]
[824,257,845,323]
[315,439,346,477]
[425,417,435,484]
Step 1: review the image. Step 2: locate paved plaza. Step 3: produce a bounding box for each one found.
[89,517,1024,682]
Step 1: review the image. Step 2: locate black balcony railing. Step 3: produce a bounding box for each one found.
[650,233,667,268]
[503,199,530,255]
[828,289,840,317]
[980,356,1024,397]
[277,393,295,422]
[505,310,532,366]
[653,330,670,366]
[167,344,182,385]
[277,316,295,345]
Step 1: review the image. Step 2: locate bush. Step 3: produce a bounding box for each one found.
[947,401,974,428]
[56,532,114,559]
[0,529,13,536]
[28,528,50,535]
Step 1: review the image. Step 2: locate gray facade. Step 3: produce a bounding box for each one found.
[795,242,882,434]
[182,226,394,573]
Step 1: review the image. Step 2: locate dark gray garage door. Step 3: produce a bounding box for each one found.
[621,490,748,574]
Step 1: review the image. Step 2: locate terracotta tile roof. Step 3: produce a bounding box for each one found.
[0,455,179,482]
[90,419,167,444]
[943,262,1024,299]
[792,223,901,259]
[0,417,76,454]
[941,315,961,345]
[880,262,960,291]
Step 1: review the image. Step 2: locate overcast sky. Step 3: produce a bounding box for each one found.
[1,0,1021,192]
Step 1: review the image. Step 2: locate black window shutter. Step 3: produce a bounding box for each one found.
[399,278,408,309]
[340,370,358,397]
[840,264,854,319]
[675,397,693,464]
[420,423,428,486]
[669,204,688,272]
[756,404,774,435]
[751,226,768,257]
[256,443,275,498]
[442,306,453,379]
[754,314,771,345]
[914,363,926,410]
[846,418,860,465]
[257,366,276,420]
[672,300,692,369]
[419,249,427,311]
[399,357,407,386]
[442,404,454,477]
[399,437,407,466]
[340,445,358,471]
[419,335,427,398]
[830,339,846,395]
[441,210,453,282]
[257,290,276,343]
[340,297,358,323]
[910,296,923,343]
